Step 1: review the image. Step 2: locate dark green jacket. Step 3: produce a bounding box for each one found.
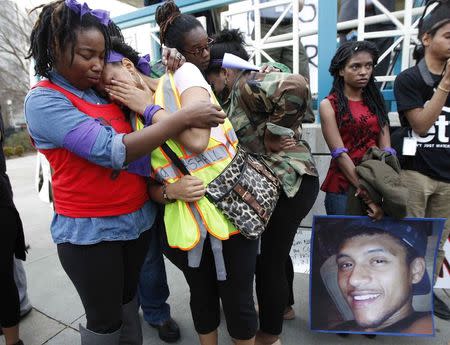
[346,147,408,219]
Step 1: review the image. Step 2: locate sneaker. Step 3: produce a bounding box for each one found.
[434,294,450,320]
[149,317,180,343]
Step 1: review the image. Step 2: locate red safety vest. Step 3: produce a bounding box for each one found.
[34,80,148,217]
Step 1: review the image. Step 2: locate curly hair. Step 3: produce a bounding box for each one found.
[206,29,249,74]
[155,0,202,51]
[27,0,111,78]
[328,40,389,129]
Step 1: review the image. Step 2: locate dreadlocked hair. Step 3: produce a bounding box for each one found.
[328,40,389,129]
[107,21,125,43]
[27,0,111,79]
[110,37,141,67]
[413,0,450,61]
[155,0,202,51]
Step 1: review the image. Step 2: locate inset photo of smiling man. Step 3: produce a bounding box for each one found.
[310,216,445,337]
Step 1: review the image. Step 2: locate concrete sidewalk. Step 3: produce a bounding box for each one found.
[2,155,449,345]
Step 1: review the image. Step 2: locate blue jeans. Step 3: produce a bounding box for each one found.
[138,221,170,325]
[324,192,348,215]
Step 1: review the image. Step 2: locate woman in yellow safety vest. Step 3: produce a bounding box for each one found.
[102,15,259,345]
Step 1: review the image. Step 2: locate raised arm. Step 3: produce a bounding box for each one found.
[152,63,213,154]
[124,99,217,161]
[152,86,211,154]
[395,59,450,135]
[266,73,311,127]
[25,87,224,169]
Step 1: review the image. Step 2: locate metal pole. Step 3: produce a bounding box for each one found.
[402,0,413,70]
[292,0,299,74]
[357,0,366,41]
[371,0,404,28]
[317,0,337,122]
[254,0,262,66]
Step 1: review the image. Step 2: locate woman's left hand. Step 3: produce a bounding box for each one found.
[105,79,153,114]
[259,64,280,74]
[162,47,186,72]
[166,175,205,202]
[366,202,384,220]
[355,187,372,204]
[264,131,296,153]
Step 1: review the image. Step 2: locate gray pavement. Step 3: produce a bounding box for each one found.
[2,154,449,345]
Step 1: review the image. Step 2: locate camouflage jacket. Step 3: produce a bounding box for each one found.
[223,71,318,197]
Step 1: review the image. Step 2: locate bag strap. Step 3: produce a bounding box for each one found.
[160,143,191,176]
[233,183,270,222]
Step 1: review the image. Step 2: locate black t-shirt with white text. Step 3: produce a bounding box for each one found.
[394,65,450,182]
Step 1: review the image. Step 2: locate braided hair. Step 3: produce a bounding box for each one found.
[413,0,450,61]
[109,37,141,67]
[107,21,125,44]
[155,0,202,51]
[328,41,389,129]
[27,0,111,78]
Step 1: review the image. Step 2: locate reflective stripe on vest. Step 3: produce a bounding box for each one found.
[151,72,239,250]
[154,144,229,180]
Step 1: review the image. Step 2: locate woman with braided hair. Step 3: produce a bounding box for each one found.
[153,3,259,344]
[320,40,391,218]
[24,1,225,344]
[103,2,259,344]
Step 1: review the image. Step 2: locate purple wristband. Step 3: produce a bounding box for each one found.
[143,105,162,126]
[331,147,349,159]
[383,147,397,156]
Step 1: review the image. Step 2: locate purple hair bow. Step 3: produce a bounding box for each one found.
[107,51,152,76]
[65,0,110,26]
[136,54,151,76]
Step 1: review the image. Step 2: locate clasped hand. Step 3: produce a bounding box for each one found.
[166,175,206,203]
[355,187,384,220]
[264,131,297,153]
[105,79,153,115]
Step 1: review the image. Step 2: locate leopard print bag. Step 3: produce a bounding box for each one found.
[161,144,281,240]
[205,147,281,239]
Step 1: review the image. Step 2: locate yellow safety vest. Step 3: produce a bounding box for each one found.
[138,72,239,250]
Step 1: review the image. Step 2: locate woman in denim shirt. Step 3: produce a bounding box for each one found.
[24,1,225,344]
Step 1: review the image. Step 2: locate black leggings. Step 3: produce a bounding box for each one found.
[163,231,259,340]
[57,229,151,333]
[0,207,20,328]
[256,174,319,335]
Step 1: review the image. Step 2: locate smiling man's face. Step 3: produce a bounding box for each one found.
[336,233,417,331]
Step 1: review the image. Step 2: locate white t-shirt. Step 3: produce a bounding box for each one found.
[173,62,211,95]
[172,63,226,143]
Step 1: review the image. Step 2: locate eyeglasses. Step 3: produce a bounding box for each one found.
[181,37,214,57]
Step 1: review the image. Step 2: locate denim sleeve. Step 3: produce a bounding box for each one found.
[24,87,126,169]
